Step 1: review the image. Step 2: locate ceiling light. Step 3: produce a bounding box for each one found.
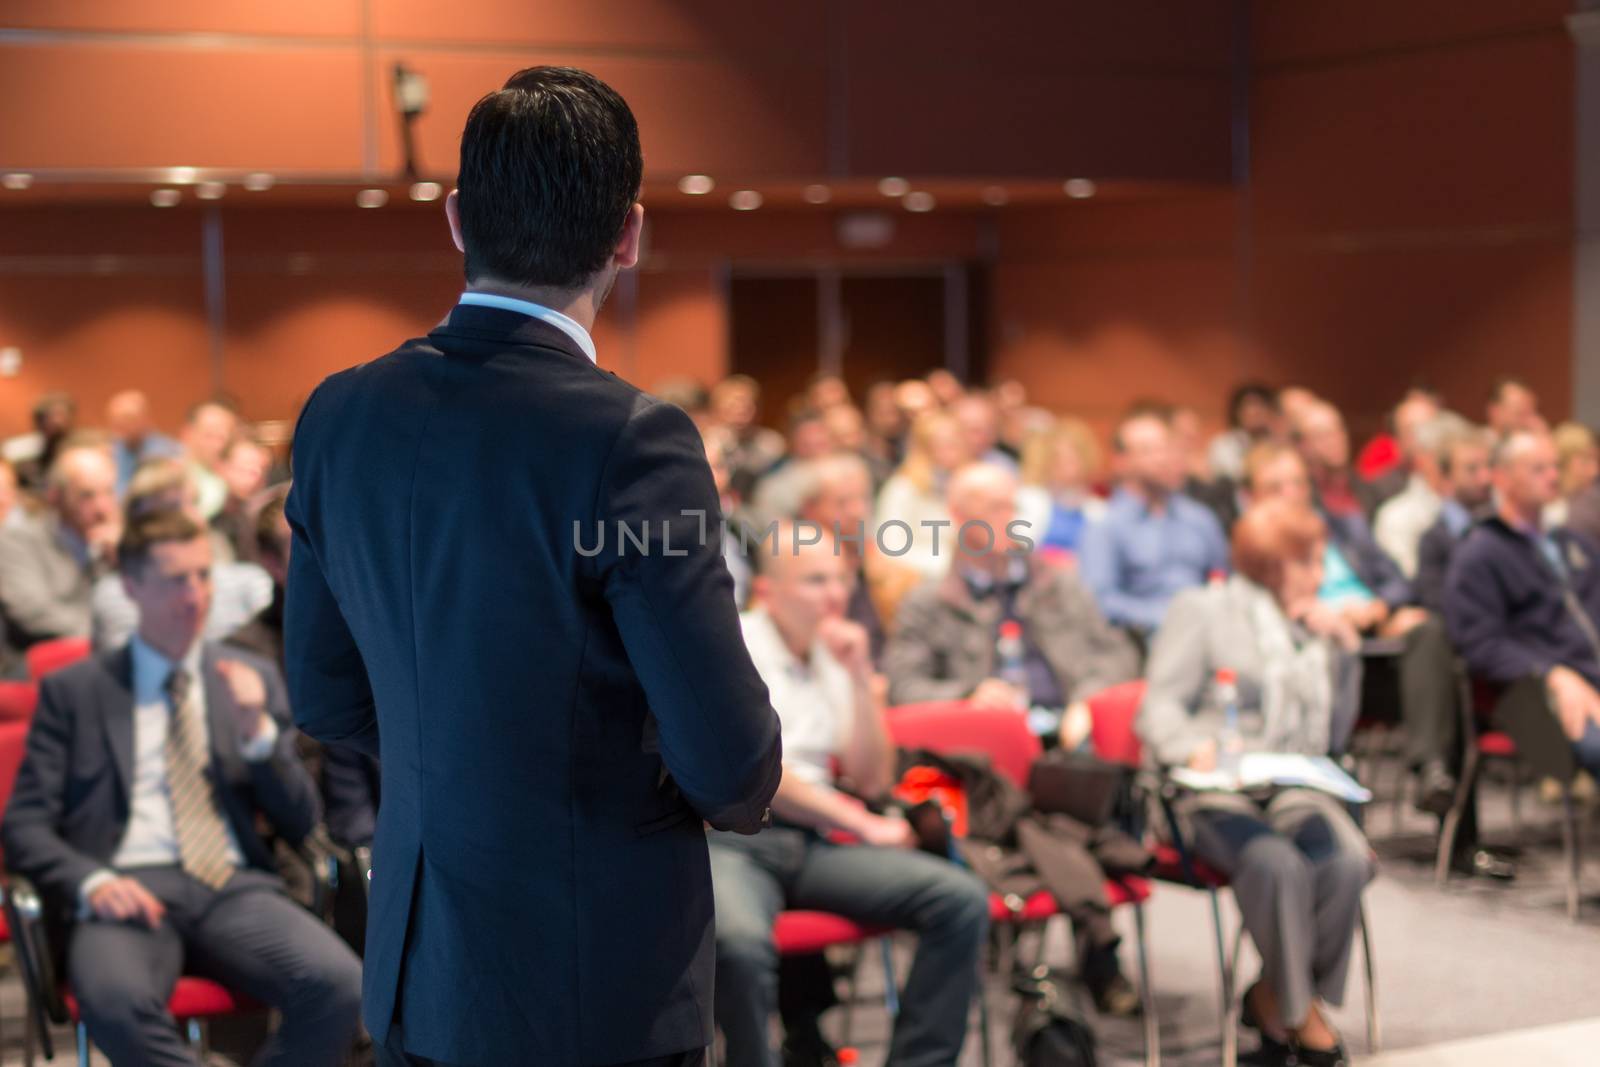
[903,191,936,213]
[196,181,226,200]
[678,174,715,195]
[243,172,275,192]
[149,189,181,208]
[803,184,832,204]
[981,186,1008,206]
[877,177,910,198]
[729,190,763,211]
[1064,178,1097,199]
[356,188,389,209]
[168,166,198,184]
[2,173,33,191]
[409,181,442,202]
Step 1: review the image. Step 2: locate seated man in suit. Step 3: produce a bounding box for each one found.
[1,509,363,1066]
[1415,422,1495,614]
[713,524,989,1067]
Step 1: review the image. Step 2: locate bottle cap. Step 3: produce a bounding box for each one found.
[837,1050,860,1066]
[1215,667,1237,686]
[999,620,1023,640]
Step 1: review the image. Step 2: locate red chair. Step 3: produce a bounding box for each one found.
[24,636,91,680]
[1087,681,1379,1067]
[0,680,40,722]
[885,700,1159,1066]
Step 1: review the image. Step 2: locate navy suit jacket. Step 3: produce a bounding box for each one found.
[0,643,316,920]
[284,304,783,1065]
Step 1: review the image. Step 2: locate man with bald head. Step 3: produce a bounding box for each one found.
[711,523,988,1067]
[1446,430,1600,791]
[107,390,182,497]
[884,464,1143,1012]
[1080,407,1231,635]
[0,441,121,648]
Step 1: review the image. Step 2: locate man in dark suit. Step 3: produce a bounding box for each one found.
[284,66,783,1067]
[1,510,363,1066]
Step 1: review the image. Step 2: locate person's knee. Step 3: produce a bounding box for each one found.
[1323,848,1375,895]
[1238,834,1312,893]
[919,865,991,945]
[74,972,168,1040]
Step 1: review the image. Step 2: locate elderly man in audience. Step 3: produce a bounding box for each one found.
[1414,422,1496,614]
[106,389,183,497]
[1138,498,1372,1067]
[1241,442,1467,824]
[1079,407,1230,638]
[712,524,989,1067]
[0,509,363,1066]
[1445,430,1600,794]
[91,459,273,652]
[1291,401,1393,521]
[1372,410,1470,579]
[180,400,240,522]
[0,441,120,649]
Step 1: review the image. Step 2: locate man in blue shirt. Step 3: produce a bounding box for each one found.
[1080,408,1230,637]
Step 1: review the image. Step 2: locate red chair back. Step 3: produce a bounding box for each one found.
[25,637,90,680]
[0,681,38,722]
[0,720,32,865]
[883,701,1041,788]
[1087,680,1148,769]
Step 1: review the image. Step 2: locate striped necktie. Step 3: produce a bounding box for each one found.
[163,667,237,891]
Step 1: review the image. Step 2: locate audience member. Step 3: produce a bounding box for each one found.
[0,454,24,531]
[795,454,902,664]
[3,391,79,493]
[926,367,966,407]
[91,460,273,652]
[822,403,892,487]
[712,525,988,1067]
[894,378,939,424]
[992,378,1030,456]
[1016,416,1106,557]
[652,376,711,428]
[1207,382,1281,484]
[1137,499,1372,1067]
[805,373,852,413]
[702,428,753,610]
[1358,388,1440,497]
[1414,422,1495,614]
[181,401,239,522]
[1292,401,1390,520]
[0,442,120,648]
[0,509,363,1066]
[106,390,182,497]
[1372,410,1469,579]
[1079,408,1229,636]
[748,408,837,531]
[1485,377,1543,437]
[1445,430,1600,789]
[213,436,275,563]
[863,380,908,465]
[710,375,787,499]
[886,464,1139,723]
[1545,421,1599,528]
[952,392,1018,474]
[1567,477,1600,547]
[874,410,969,579]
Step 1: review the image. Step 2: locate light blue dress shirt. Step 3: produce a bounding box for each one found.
[1079,488,1230,631]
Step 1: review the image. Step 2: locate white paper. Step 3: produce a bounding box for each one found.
[1170,753,1372,804]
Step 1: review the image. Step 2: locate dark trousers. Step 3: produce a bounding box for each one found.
[708,826,989,1067]
[375,1024,704,1067]
[1396,615,1460,770]
[69,865,364,1067]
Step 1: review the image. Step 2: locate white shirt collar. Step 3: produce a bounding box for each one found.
[457,291,597,364]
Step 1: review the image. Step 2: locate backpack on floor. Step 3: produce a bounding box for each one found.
[1013,975,1098,1067]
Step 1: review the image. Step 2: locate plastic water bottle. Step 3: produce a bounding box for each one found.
[996,620,1030,701]
[1215,667,1243,781]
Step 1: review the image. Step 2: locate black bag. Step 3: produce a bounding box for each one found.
[1026,749,1130,829]
[1014,976,1098,1067]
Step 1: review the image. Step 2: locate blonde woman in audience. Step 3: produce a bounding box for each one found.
[1016,416,1106,558]
[874,410,970,578]
[1138,499,1370,1067]
[1545,421,1599,528]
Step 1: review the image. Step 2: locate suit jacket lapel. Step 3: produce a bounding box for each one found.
[101,646,136,797]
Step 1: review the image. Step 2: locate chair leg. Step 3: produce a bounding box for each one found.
[1207,889,1235,1067]
[22,1000,35,1067]
[77,1020,90,1067]
[1510,761,1523,837]
[1359,899,1380,1052]
[186,1017,205,1052]
[1563,786,1582,922]
[1224,921,1245,1067]
[1133,901,1160,1067]
[879,937,900,1018]
[1435,741,1482,886]
[839,945,863,1048]
[975,944,994,1067]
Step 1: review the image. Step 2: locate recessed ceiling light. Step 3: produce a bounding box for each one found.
[168,167,198,185]
[981,186,1008,206]
[903,191,936,213]
[356,188,389,209]
[2,173,34,191]
[803,184,832,205]
[729,190,763,211]
[1064,178,1097,199]
[409,181,442,202]
[243,172,275,192]
[196,181,226,200]
[877,177,910,198]
[678,174,715,195]
[149,189,181,208]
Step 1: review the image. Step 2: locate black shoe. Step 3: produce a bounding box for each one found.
[1239,984,1293,1062]
[1287,1039,1348,1066]
[1089,970,1141,1017]
[1415,761,1457,817]
[781,1028,839,1067]
[1450,847,1517,881]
